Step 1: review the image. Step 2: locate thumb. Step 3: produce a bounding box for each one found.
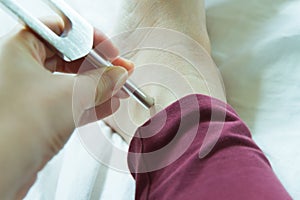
[94,66,128,105]
[73,66,128,126]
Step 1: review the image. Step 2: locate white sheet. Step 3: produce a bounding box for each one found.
[206,0,300,197]
[0,0,299,199]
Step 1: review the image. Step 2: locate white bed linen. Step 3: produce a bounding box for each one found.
[206,0,300,197]
[0,0,299,199]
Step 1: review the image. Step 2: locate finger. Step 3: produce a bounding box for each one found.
[93,67,128,104]
[21,17,65,64]
[93,28,119,60]
[73,66,128,125]
[26,17,117,72]
[5,17,63,69]
[8,27,48,66]
[44,26,134,74]
[39,17,65,60]
[19,17,134,74]
[78,97,120,126]
[112,57,134,75]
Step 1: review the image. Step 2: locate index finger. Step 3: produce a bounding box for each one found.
[42,19,133,73]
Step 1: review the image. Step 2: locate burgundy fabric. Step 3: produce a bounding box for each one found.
[128,94,291,200]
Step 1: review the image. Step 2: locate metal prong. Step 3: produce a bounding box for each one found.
[0,0,94,61]
[87,50,155,109]
[0,0,155,109]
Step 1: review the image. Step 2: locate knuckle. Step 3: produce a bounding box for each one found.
[14,29,46,62]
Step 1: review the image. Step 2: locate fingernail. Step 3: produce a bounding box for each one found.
[123,58,134,66]
[122,58,135,75]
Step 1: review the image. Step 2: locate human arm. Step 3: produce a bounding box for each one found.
[103,1,291,199]
[0,19,133,199]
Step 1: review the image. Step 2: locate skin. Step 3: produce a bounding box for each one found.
[0,0,227,197]
[104,0,226,143]
[0,19,133,199]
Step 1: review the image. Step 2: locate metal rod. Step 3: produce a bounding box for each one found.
[87,50,155,109]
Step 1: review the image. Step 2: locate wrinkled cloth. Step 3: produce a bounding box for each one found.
[129,94,291,200]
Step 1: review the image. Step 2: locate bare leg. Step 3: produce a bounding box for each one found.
[104,0,226,142]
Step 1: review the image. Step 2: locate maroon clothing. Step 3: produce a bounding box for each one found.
[128,94,291,200]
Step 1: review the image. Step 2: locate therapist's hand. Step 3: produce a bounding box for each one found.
[0,19,133,200]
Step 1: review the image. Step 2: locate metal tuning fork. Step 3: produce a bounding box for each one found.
[0,0,155,109]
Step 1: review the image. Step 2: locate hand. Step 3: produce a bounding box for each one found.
[0,19,133,199]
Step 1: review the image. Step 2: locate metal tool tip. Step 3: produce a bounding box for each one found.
[145,97,155,109]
